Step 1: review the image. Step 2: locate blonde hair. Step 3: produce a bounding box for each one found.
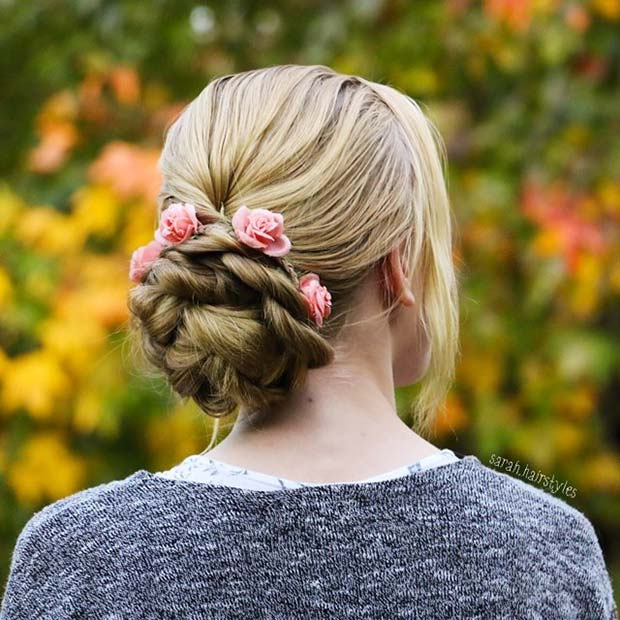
[127,64,460,440]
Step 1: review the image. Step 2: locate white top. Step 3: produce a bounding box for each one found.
[155,448,460,491]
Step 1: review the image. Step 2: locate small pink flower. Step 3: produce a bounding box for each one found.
[299,273,332,327]
[231,205,291,257]
[155,202,204,246]
[129,239,164,283]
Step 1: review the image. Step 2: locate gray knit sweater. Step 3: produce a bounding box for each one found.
[0,455,617,619]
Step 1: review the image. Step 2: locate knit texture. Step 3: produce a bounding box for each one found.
[0,455,617,619]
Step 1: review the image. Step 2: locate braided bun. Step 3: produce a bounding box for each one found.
[128,217,335,417]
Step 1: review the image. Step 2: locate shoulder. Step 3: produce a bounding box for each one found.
[461,456,617,618]
[467,456,597,537]
[464,455,591,526]
[463,455,601,546]
[0,470,143,619]
[11,470,141,550]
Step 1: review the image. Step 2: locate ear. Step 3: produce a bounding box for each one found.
[383,245,416,307]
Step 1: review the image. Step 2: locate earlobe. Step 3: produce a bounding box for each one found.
[400,287,416,307]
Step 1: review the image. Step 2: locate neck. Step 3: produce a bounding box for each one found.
[203,323,439,483]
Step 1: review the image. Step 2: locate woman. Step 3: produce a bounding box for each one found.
[1,64,616,619]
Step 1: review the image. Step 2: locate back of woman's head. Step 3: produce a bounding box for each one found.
[127,64,459,434]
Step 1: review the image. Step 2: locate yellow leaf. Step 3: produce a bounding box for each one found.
[14,206,86,256]
[0,347,9,381]
[72,388,104,434]
[119,201,157,255]
[553,422,584,457]
[458,349,504,395]
[6,432,86,504]
[71,184,122,238]
[598,180,620,217]
[38,316,106,378]
[592,0,620,20]
[53,254,130,329]
[1,350,72,419]
[569,254,601,317]
[552,383,596,420]
[609,255,620,292]
[0,266,14,309]
[579,452,620,493]
[0,184,26,234]
[532,229,562,257]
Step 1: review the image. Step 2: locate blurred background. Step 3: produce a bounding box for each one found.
[0,0,619,604]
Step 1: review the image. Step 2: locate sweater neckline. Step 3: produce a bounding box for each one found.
[129,454,480,504]
[160,447,459,488]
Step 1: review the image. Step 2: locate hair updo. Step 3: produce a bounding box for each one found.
[127,64,459,434]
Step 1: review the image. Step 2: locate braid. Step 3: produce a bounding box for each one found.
[128,201,334,417]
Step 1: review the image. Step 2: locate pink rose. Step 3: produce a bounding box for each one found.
[155,202,204,246]
[231,205,291,257]
[299,273,332,327]
[129,239,164,283]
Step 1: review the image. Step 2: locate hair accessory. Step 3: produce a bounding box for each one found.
[129,202,207,283]
[231,205,291,258]
[129,239,165,283]
[298,273,332,327]
[129,201,331,327]
[155,202,207,247]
